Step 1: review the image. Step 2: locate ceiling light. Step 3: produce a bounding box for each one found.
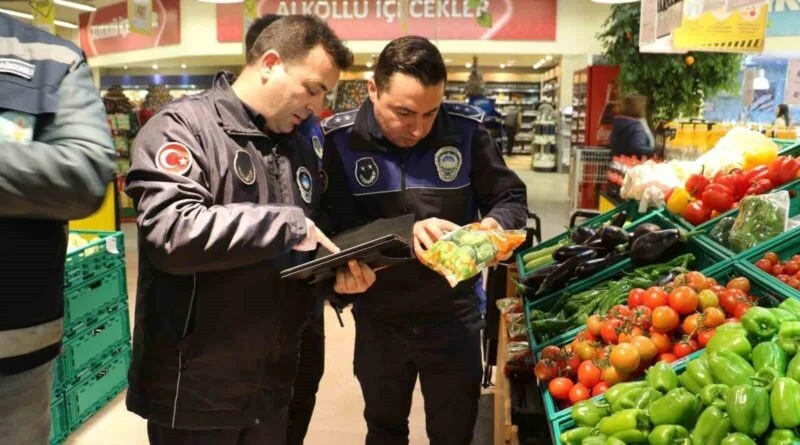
[465,63,472,68]
[152,64,158,70]
[545,55,553,61]
[500,64,506,69]
[365,61,373,68]
[444,58,453,63]
[54,0,96,12]
[180,63,186,69]
[123,66,128,70]
[0,8,78,28]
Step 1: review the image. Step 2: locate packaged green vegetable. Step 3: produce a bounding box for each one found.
[419,223,526,287]
[728,191,788,253]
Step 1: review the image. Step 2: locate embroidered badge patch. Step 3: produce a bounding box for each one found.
[355,157,379,188]
[434,146,462,182]
[296,166,313,204]
[234,150,256,185]
[0,58,35,80]
[155,142,193,176]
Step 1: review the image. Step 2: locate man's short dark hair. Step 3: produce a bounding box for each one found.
[373,36,447,93]
[245,14,282,54]
[246,15,353,71]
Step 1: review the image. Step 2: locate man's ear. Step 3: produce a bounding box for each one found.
[367,78,378,102]
[259,50,281,79]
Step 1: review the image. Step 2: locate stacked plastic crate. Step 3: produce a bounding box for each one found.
[50,231,132,445]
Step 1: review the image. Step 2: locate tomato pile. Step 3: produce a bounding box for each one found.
[537,271,760,408]
[665,156,800,226]
[755,251,800,290]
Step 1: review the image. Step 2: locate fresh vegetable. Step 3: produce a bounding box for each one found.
[709,217,735,247]
[770,377,800,429]
[559,426,594,444]
[728,194,786,253]
[667,188,693,216]
[726,383,770,436]
[573,252,629,279]
[706,326,752,359]
[702,183,735,212]
[598,225,631,249]
[768,156,800,186]
[548,377,574,401]
[629,223,661,247]
[699,383,729,409]
[609,429,649,443]
[611,387,661,413]
[743,144,778,171]
[683,201,712,226]
[746,178,773,196]
[721,433,757,445]
[707,349,755,387]
[644,361,678,396]
[648,387,700,429]
[777,321,800,356]
[610,343,640,373]
[679,355,715,395]
[787,352,800,381]
[770,307,798,324]
[648,425,691,445]
[691,405,731,445]
[629,230,701,267]
[765,429,800,445]
[553,245,601,263]
[522,238,570,264]
[779,298,800,319]
[597,409,650,437]
[752,341,788,376]
[571,399,610,427]
[603,381,648,406]
[686,170,710,197]
[537,249,599,294]
[740,306,778,339]
[570,226,596,245]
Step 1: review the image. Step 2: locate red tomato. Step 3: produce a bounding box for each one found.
[592,382,610,397]
[628,289,646,308]
[652,306,680,333]
[778,274,792,284]
[786,262,800,276]
[683,200,712,226]
[703,307,726,328]
[610,343,641,374]
[765,252,781,265]
[577,361,602,388]
[644,287,669,309]
[618,326,644,344]
[720,288,747,315]
[669,286,699,315]
[726,277,751,293]
[674,339,699,359]
[711,284,727,295]
[686,271,710,291]
[649,331,673,354]
[568,383,591,404]
[602,365,628,385]
[587,315,604,337]
[682,313,701,337]
[601,319,623,345]
[792,255,800,263]
[658,352,678,363]
[698,329,716,347]
[734,302,753,319]
[548,377,574,401]
[755,259,773,273]
[631,306,653,330]
[789,278,800,290]
[534,359,560,382]
[541,345,561,362]
[773,264,786,276]
[609,305,633,321]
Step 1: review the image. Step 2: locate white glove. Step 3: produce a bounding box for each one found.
[293,218,340,253]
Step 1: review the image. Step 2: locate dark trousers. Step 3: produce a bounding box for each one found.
[147,407,288,445]
[354,314,483,445]
[286,313,325,445]
[504,126,518,156]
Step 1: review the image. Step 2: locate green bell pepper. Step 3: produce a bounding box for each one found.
[741,306,779,339]
[726,383,770,437]
[787,351,800,381]
[647,425,691,445]
[605,438,626,445]
[752,340,788,375]
[706,328,752,359]
[648,388,699,428]
[610,429,649,443]
[779,298,800,319]
[597,409,650,437]
[582,436,608,445]
[679,357,716,395]
[691,406,731,445]
[770,307,798,324]
[699,383,729,409]
[720,433,757,445]
[716,322,746,333]
[572,399,611,427]
[753,366,780,391]
[612,387,661,412]
[603,381,648,406]
[646,361,679,394]
[770,377,800,429]
[778,321,800,356]
[766,429,800,445]
[707,350,756,387]
[561,427,595,445]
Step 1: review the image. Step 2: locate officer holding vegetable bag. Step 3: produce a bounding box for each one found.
[317,36,528,445]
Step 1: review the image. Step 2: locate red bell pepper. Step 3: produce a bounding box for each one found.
[745,165,770,183]
[769,156,800,187]
[686,170,710,198]
[684,200,712,226]
[713,170,746,201]
[746,178,774,196]
[702,183,735,212]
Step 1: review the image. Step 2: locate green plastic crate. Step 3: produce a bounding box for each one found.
[739,235,800,301]
[58,307,131,386]
[780,141,800,156]
[49,397,68,445]
[64,266,127,337]
[699,178,800,260]
[65,348,131,431]
[65,231,125,291]
[525,212,724,353]
[776,139,800,152]
[516,201,651,280]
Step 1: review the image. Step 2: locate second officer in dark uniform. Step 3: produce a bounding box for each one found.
[319,36,528,445]
[124,15,375,445]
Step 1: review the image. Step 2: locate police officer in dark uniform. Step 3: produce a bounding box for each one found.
[124,16,374,445]
[318,36,528,445]
[246,15,329,445]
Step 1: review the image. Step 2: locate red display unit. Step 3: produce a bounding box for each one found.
[571,65,620,148]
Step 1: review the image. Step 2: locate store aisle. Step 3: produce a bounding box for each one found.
[64,161,570,445]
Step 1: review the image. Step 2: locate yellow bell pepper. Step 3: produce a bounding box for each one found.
[743,143,778,171]
[667,187,692,216]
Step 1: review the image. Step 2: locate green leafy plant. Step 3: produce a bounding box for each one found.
[597,3,741,129]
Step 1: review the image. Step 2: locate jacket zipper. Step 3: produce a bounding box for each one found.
[171,273,197,427]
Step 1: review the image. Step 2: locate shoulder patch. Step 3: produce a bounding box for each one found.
[444,102,485,123]
[322,110,358,135]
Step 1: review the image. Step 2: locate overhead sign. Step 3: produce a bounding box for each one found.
[128,0,154,35]
[672,3,767,53]
[217,0,557,43]
[79,0,181,57]
[766,1,800,37]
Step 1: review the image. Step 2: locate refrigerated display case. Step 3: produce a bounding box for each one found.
[570,65,620,148]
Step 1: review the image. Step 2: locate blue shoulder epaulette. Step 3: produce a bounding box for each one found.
[321,110,358,135]
[443,102,485,123]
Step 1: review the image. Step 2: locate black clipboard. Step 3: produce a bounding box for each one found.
[280,214,416,284]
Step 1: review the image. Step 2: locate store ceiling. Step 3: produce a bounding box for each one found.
[1,1,560,71]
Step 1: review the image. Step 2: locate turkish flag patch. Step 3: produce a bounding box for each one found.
[155,142,193,176]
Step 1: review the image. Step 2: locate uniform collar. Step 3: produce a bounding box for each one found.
[211,71,291,144]
[351,98,461,152]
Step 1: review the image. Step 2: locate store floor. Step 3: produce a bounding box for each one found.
[64,157,570,445]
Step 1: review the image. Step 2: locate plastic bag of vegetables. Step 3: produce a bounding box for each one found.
[418,223,526,287]
[728,191,789,253]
